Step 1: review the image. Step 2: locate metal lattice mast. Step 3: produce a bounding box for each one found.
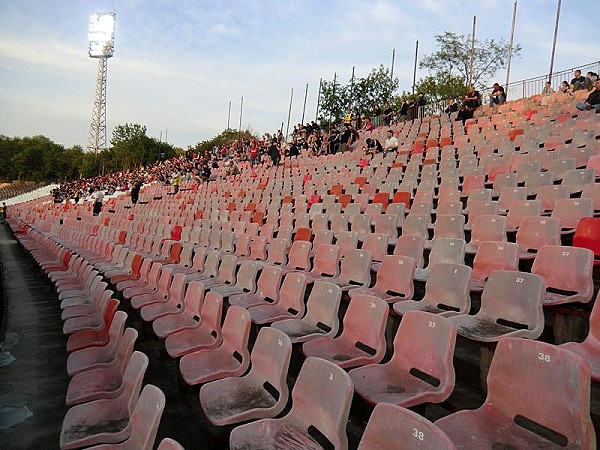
[87,56,108,156]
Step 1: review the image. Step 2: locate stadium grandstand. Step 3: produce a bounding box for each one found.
[1,67,599,449]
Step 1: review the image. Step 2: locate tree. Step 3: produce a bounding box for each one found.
[420,31,521,90]
[414,73,468,103]
[190,128,256,159]
[318,65,399,127]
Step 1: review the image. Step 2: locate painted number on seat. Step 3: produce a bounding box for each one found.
[538,352,551,362]
[413,428,425,441]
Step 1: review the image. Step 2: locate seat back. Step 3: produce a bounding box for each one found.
[249,328,292,400]
[201,250,221,278]
[479,271,544,334]
[393,235,425,268]
[516,216,561,252]
[358,403,457,450]
[249,236,268,261]
[465,200,498,228]
[168,273,187,305]
[433,214,465,241]
[535,184,569,212]
[391,311,457,393]
[428,238,465,267]
[337,249,372,286]
[234,234,251,257]
[375,255,416,298]
[302,281,341,335]
[200,292,224,334]
[286,240,311,270]
[234,260,260,292]
[340,294,389,360]
[183,280,205,316]
[506,200,541,230]
[562,168,595,193]
[422,263,472,313]
[221,306,251,356]
[485,337,595,448]
[573,217,600,263]
[123,350,150,415]
[310,244,340,278]
[531,245,594,301]
[290,357,354,450]
[498,187,526,211]
[126,385,166,450]
[551,198,594,229]
[472,242,519,283]
[361,233,389,262]
[401,214,429,239]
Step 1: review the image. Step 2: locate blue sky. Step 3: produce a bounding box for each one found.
[0,0,596,149]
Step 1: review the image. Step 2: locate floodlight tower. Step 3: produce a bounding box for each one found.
[86,12,116,156]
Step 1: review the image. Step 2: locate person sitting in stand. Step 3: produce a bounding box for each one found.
[542,81,553,95]
[559,80,570,93]
[363,137,383,156]
[488,82,506,107]
[199,162,212,183]
[570,69,586,92]
[383,129,398,153]
[576,79,600,112]
[456,86,481,123]
[445,98,459,115]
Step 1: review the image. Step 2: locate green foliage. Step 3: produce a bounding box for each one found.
[414,73,468,102]
[189,128,255,158]
[318,65,399,125]
[420,31,521,89]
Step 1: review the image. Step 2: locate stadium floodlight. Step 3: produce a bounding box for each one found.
[86,12,116,156]
[88,12,116,58]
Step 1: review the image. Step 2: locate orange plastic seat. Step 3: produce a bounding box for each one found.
[573,217,600,264]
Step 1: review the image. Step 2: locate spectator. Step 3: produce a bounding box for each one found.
[398,99,412,122]
[456,86,481,123]
[542,81,553,95]
[92,188,104,216]
[570,69,586,92]
[130,181,142,204]
[248,139,259,166]
[267,139,281,165]
[363,137,383,156]
[383,129,398,153]
[171,172,182,194]
[199,162,212,183]
[339,124,354,153]
[576,79,600,112]
[0,202,6,221]
[585,71,599,91]
[489,83,506,106]
[327,129,340,154]
[361,117,373,132]
[445,98,459,115]
[559,81,570,93]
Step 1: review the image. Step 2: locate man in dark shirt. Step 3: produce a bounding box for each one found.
[364,138,383,155]
[457,86,481,123]
[489,83,506,106]
[570,70,586,92]
[576,79,600,112]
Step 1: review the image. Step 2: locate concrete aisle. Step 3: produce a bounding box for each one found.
[0,223,69,449]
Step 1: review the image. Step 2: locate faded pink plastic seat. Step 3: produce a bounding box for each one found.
[581,182,600,212]
[279,240,312,274]
[303,243,340,283]
[335,231,359,258]
[151,280,205,338]
[199,327,292,426]
[173,247,206,277]
[198,253,238,290]
[115,258,154,295]
[516,216,562,259]
[63,290,114,335]
[361,233,389,264]
[531,245,594,305]
[164,292,223,358]
[400,214,430,239]
[391,235,425,268]
[436,337,597,450]
[426,214,465,249]
[328,249,372,291]
[179,305,251,385]
[229,265,282,308]
[66,300,120,353]
[498,187,527,213]
[138,272,187,321]
[561,291,600,381]
[349,311,456,407]
[393,263,472,318]
[211,260,259,298]
[465,215,507,254]
[59,351,148,449]
[303,294,388,369]
[86,384,166,450]
[247,272,308,325]
[66,332,138,406]
[524,170,554,196]
[536,184,569,212]
[61,287,113,322]
[60,276,106,308]
[562,168,595,194]
[414,238,466,282]
[272,281,342,343]
[186,249,220,283]
[551,197,594,233]
[357,403,457,450]
[506,199,541,232]
[449,270,545,342]
[229,357,353,450]
[373,214,398,240]
[349,255,415,302]
[263,237,290,266]
[469,241,519,292]
[464,199,498,231]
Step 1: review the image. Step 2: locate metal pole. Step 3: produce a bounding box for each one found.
[349,66,355,111]
[238,96,243,148]
[330,72,337,129]
[301,83,309,125]
[412,41,419,94]
[285,88,293,140]
[227,100,231,130]
[315,78,322,122]
[469,16,476,86]
[505,1,517,92]
[548,0,562,80]
[390,48,396,100]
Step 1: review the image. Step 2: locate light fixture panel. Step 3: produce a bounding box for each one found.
[88,12,116,57]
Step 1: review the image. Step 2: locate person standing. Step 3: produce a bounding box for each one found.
[92,188,104,216]
[131,181,142,204]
